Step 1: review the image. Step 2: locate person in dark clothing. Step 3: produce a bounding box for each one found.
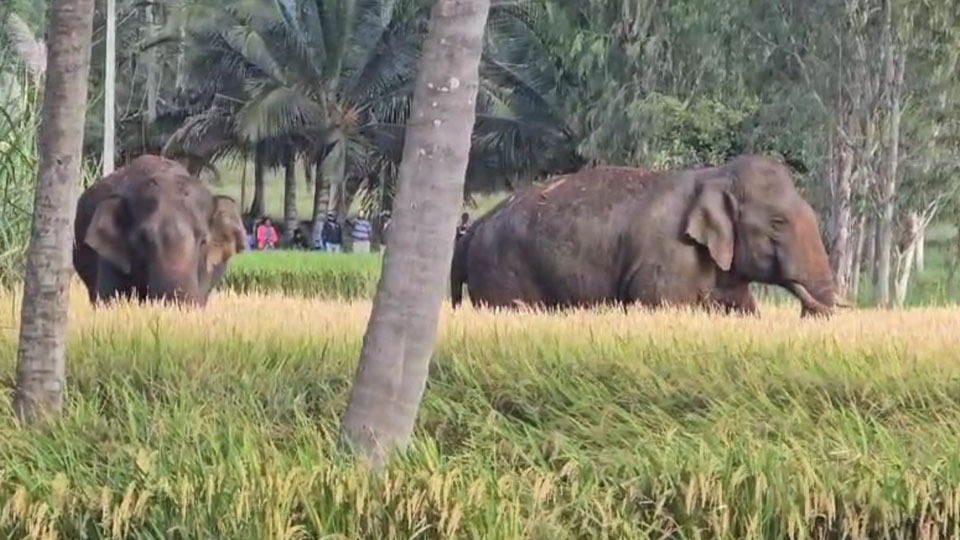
[456,212,470,240]
[321,212,343,252]
[291,228,310,250]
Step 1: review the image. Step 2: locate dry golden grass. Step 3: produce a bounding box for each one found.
[1,280,960,539]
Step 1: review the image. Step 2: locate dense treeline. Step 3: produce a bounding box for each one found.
[2,0,960,306]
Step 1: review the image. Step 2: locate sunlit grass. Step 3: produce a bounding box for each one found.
[1,281,960,538]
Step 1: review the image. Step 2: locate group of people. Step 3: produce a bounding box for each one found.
[248,210,470,253]
[246,212,385,253]
[312,211,376,253]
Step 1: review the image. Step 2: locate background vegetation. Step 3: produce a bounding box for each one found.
[4,0,960,306]
[4,0,960,536]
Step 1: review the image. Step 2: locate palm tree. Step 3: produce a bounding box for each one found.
[14,0,96,423]
[341,0,491,466]
[164,0,580,230]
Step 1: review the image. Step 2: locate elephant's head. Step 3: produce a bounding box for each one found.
[84,188,246,306]
[684,155,837,317]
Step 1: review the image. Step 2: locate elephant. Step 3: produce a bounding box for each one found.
[73,154,247,306]
[450,154,839,317]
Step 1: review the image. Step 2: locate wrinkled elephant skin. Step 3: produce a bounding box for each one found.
[451,155,837,317]
[73,154,246,307]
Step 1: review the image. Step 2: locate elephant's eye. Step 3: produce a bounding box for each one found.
[771,217,787,230]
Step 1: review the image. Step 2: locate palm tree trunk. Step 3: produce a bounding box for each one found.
[240,156,247,211]
[14,0,95,424]
[312,161,327,247]
[304,155,314,189]
[283,154,297,243]
[250,143,265,217]
[341,0,491,466]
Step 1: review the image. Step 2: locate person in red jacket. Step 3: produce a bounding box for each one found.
[256,217,278,250]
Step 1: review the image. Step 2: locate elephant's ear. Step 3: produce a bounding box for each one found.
[684,184,737,271]
[85,196,132,274]
[206,195,246,273]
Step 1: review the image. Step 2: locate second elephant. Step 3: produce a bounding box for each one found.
[451,154,838,317]
[73,154,247,306]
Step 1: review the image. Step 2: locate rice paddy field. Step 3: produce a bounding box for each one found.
[2,253,960,539]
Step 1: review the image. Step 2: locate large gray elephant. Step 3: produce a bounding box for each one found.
[73,154,247,306]
[451,155,839,317]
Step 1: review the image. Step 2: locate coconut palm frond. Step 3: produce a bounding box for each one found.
[235,84,327,142]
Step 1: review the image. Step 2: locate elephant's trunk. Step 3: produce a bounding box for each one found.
[789,280,836,318]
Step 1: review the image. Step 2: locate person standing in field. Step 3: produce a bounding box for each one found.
[321,212,343,252]
[256,217,278,250]
[352,214,372,253]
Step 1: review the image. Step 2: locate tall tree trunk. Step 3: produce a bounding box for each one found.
[323,132,346,215]
[250,143,265,218]
[283,154,297,243]
[894,212,921,306]
[341,0,491,466]
[143,0,158,125]
[869,215,880,288]
[304,155,314,189]
[828,141,855,298]
[102,0,116,175]
[875,2,903,308]
[312,161,327,246]
[914,222,925,272]
[240,156,247,212]
[850,215,866,304]
[14,0,95,423]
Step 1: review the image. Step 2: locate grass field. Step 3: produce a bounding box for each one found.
[2,280,960,538]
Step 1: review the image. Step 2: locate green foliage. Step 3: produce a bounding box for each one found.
[0,67,38,285]
[222,251,382,299]
[3,294,960,537]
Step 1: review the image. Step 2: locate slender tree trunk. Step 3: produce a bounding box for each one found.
[250,143,265,218]
[174,11,185,90]
[323,132,346,215]
[304,155,314,189]
[312,161,327,246]
[102,0,116,175]
[875,4,903,308]
[240,156,247,212]
[283,154,297,243]
[828,141,855,298]
[850,215,866,304]
[915,223,926,272]
[341,0,491,466]
[894,212,921,306]
[143,0,158,125]
[870,215,880,288]
[14,0,95,424]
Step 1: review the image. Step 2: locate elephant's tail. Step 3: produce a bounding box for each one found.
[450,231,470,309]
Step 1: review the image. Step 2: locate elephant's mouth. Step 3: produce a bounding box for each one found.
[785,281,834,317]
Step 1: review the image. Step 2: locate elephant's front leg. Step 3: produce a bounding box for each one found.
[94,259,135,306]
[712,282,759,317]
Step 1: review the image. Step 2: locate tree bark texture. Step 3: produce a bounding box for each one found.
[341,0,491,467]
[828,140,855,299]
[875,1,903,308]
[250,143,265,217]
[312,161,327,243]
[850,215,866,303]
[14,0,95,424]
[102,0,116,175]
[283,154,297,242]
